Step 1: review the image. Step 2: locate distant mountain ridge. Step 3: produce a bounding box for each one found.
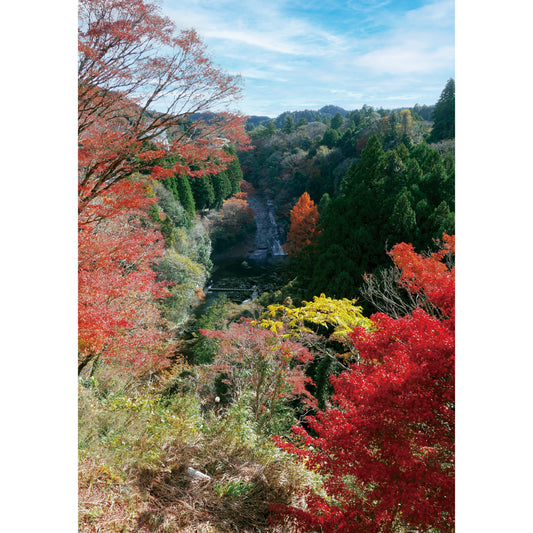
[246,106,348,130]
[245,103,434,130]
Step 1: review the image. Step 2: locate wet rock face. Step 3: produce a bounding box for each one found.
[246,196,287,260]
[203,194,288,304]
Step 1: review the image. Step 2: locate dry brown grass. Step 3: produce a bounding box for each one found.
[79,456,142,532]
[79,376,316,532]
[79,449,304,532]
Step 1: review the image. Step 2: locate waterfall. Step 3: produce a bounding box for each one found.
[198,193,288,308]
[247,195,287,259]
[271,239,286,256]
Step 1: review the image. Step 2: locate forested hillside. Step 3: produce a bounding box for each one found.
[78,0,454,531]
[238,83,454,307]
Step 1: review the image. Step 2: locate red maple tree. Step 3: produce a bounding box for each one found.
[200,320,317,429]
[78,0,250,213]
[273,235,455,532]
[78,0,252,375]
[284,192,320,256]
[78,181,170,375]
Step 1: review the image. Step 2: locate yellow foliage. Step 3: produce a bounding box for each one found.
[254,294,372,340]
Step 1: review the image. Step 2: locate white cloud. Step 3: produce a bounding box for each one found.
[201,29,304,55]
[239,68,288,82]
[330,89,364,99]
[350,1,454,76]
[404,0,455,27]
[161,0,454,116]
[166,0,347,57]
[355,44,454,74]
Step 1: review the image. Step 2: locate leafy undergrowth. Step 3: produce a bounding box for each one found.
[78,367,318,532]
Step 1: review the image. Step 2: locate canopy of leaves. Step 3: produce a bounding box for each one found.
[206,194,256,251]
[78,181,170,375]
[298,135,454,299]
[78,0,251,374]
[273,235,455,533]
[200,320,317,434]
[256,294,372,342]
[78,0,250,212]
[255,294,373,409]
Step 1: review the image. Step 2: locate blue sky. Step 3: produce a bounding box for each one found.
[162,0,454,117]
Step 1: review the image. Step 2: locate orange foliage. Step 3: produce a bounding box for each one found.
[284,192,320,256]
[389,233,455,326]
[239,180,256,196]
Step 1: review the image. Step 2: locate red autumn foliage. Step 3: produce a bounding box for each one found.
[355,135,370,155]
[390,233,455,327]
[78,181,170,375]
[273,235,455,532]
[239,179,256,196]
[284,192,320,256]
[200,320,317,424]
[78,0,250,212]
[78,0,253,375]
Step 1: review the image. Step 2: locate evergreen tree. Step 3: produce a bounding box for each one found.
[406,158,423,189]
[287,169,308,200]
[330,112,344,130]
[211,170,232,208]
[224,145,244,194]
[339,128,357,157]
[306,241,357,299]
[322,128,339,148]
[422,158,449,209]
[427,201,455,237]
[283,115,295,134]
[342,135,385,192]
[175,175,196,216]
[318,192,331,214]
[190,175,215,210]
[388,190,417,244]
[162,173,179,202]
[294,133,454,299]
[190,294,228,364]
[266,121,277,135]
[381,149,407,200]
[428,78,455,142]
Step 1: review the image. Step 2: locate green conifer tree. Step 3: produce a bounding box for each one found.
[428,78,455,142]
[318,193,331,214]
[388,190,417,244]
[266,121,277,135]
[427,200,455,237]
[330,112,344,130]
[211,170,232,208]
[175,175,196,216]
[283,114,295,134]
[190,175,215,210]
[322,128,339,148]
[224,146,244,194]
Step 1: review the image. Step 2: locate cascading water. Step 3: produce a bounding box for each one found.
[271,240,285,256]
[247,196,287,259]
[201,194,288,305]
[186,194,289,347]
